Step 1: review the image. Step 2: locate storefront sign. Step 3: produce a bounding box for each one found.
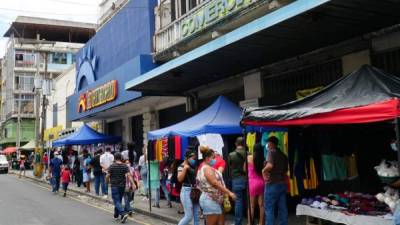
[44,125,63,141]
[181,0,257,38]
[78,80,118,113]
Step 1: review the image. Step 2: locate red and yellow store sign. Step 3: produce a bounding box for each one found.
[78,80,118,113]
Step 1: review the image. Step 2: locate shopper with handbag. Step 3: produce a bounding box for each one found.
[197,146,236,225]
[177,150,200,225]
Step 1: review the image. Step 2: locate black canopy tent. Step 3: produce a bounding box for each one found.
[242,65,400,178]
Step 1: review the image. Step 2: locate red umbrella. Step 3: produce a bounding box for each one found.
[2,147,17,155]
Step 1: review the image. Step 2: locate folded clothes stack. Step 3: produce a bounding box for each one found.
[301,192,391,216]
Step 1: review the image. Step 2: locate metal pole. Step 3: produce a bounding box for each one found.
[395,118,400,175]
[148,150,152,212]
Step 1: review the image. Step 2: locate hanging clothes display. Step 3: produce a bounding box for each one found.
[322,154,348,181]
[246,132,256,154]
[174,136,182,160]
[155,139,163,161]
[162,138,169,159]
[149,161,160,189]
[147,140,155,160]
[168,137,175,160]
[345,154,358,180]
[181,137,189,160]
[196,133,224,159]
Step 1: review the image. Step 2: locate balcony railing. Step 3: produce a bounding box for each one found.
[154,0,267,55]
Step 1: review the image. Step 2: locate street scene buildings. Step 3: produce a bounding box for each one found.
[1,0,400,225]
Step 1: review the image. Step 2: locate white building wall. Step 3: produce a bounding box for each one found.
[46,66,82,130]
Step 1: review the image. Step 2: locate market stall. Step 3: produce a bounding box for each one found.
[242,65,400,225]
[52,124,121,147]
[146,96,244,211]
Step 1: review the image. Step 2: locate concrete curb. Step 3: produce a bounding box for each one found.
[9,171,179,224]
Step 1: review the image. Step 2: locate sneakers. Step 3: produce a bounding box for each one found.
[114,215,120,221]
[121,214,129,223]
[102,195,108,199]
[63,193,66,197]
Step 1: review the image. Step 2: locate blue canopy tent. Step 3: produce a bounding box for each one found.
[148,96,243,140]
[53,124,121,147]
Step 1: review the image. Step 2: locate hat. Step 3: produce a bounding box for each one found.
[267,136,279,145]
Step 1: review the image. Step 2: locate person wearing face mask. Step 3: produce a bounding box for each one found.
[177,150,200,225]
[197,146,236,225]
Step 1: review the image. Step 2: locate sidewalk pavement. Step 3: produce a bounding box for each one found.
[12,170,305,225]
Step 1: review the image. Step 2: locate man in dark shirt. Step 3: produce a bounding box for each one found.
[49,152,63,193]
[107,152,134,223]
[262,136,288,225]
[228,137,247,225]
[90,149,107,197]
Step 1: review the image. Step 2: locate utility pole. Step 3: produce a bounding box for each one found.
[34,50,41,178]
[40,52,48,171]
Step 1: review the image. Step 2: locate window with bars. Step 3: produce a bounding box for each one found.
[15,73,35,92]
[371,49,400,76]
[14,94,34,114]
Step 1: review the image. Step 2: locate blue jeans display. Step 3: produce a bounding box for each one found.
[232,177,247,225]
[111,186,126,217]
[155,178,170,204]
[124,192,134,213]
[94,173,107,195]
[264,183,288,225]
[178,187,199,225]
[52,175,60,192]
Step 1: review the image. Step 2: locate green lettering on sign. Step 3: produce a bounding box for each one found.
[181,0,257,38]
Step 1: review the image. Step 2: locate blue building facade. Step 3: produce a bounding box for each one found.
[67,0,157,121]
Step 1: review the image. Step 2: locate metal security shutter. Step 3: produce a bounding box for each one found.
[263,60,342,105]
[371,49,400,76]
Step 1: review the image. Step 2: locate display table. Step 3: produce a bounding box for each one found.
[296,205,393,225]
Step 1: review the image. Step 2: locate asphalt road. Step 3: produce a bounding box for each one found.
[0,174,150,225]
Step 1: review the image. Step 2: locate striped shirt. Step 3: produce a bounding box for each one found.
[109,163,129,187]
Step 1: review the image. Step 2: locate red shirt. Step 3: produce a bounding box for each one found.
[42,155,48,164]
[61,169,71,183]
[198,154,226,172]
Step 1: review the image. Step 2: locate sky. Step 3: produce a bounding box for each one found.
[0,0,102,57]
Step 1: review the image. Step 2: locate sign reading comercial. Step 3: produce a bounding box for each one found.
[78,80,118,113]
[181,0,257,38]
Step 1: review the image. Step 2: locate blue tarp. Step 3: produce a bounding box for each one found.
[148,96,242,140]
[53,124,121,147]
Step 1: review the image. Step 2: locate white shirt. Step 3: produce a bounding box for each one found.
[138,155,146,167]
[100,152,114,169]
[196,133,224,159]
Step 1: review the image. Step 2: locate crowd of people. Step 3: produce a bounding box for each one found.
[43,136,288,225]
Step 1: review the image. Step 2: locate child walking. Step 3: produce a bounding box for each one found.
[61,165,71,197]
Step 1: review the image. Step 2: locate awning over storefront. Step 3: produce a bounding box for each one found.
[242,65,400,126]
[1,147,17,155]
[148,96,242,140]
[125,0,400,95]
[20,140,36,151]
[53,124,121,146]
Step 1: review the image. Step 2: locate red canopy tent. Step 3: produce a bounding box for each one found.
[1,147,17,155]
